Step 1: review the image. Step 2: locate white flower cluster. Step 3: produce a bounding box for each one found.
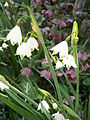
[37,100,69,120]
[50,41,77,70]
[2,25,38,59]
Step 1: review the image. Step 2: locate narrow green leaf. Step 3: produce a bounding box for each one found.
[6,89,44,120]
[0,93,37,120]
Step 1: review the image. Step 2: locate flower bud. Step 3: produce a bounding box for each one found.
[52,103,58,110]
[71,21,78,47]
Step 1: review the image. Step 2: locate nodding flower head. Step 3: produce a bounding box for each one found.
[6,25,22,46]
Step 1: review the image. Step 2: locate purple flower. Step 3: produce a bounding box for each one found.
[80,63,90,72]
[52,0,57,3]
[41,59,49,65]
[44,1,49,7]
[58,20,67,29]
[78,111,84,118]
[49,31,62,42]
[41,9,46,14]
[78,52,82,60]
[36,0,42,6]
[81,53,88,61]
[78,52,88,61]
[57,72,63,77]
[66,19,73,25]
[60,2,73,9]
[66,70,76,79]
[20,67,32,77]
[41,70,52,80]
[45,10,53,18]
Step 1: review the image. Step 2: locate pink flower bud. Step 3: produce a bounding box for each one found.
[78,52,82,60]
[58,20,67,29]
[20,67,32,77]
[66,70,76,79]
[41,59,49,65]
[41,10,46,14]
[78,52,88,61]
[80,63,90,72]
[41,70,52,80]
[81,53,88,61]
[57,72,63,77]
[66,19,73,25]
[45,10,53,18]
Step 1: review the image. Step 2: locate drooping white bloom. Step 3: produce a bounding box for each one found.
[52,103,58,110]
[16,42,32,59]
[0,81,9,90]
[37,100,50,112]
[16,37,38,59]
[52,111,65,120]
[56,60,63,69]
[2,43,8,49]
[63,54,77,70]
[50,41,68,59]
[6,25,22,46]
[26,37,38,51]
[0,47,3,51]
[4,2,9,7]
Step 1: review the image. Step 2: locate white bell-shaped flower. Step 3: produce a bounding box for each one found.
[16,42,32,59]
[50,41,68,59]
[26,37,38,51]
[56,60,63,69]
[2,43,8,49]
[0,81,9,90]
[52,111,65,120]
[4,2,9,7]
[63,54,77,70]
[37,100,50,112]
[6,25,22,46]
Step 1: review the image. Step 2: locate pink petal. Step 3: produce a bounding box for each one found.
[57,72,63,77]
[41,70,52,80]
[70,71,76,79]
[78,52,82,60]
[20,67,32,77]
[70,96,75,102]
[81,53,88,61]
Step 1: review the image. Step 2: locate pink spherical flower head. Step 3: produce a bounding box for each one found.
[20,67,32,77]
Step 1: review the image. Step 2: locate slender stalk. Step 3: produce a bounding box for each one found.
[27,6,66,115]
[71,21,79,114]
[74,46,79,114]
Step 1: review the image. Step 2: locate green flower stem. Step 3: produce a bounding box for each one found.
[27,6,65,115]
[71,21,79,114]
[74,46,79,114]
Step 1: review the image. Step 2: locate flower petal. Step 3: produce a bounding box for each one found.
[56,60,63,69]
[7,25,22,46]
[50,41,68,56]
